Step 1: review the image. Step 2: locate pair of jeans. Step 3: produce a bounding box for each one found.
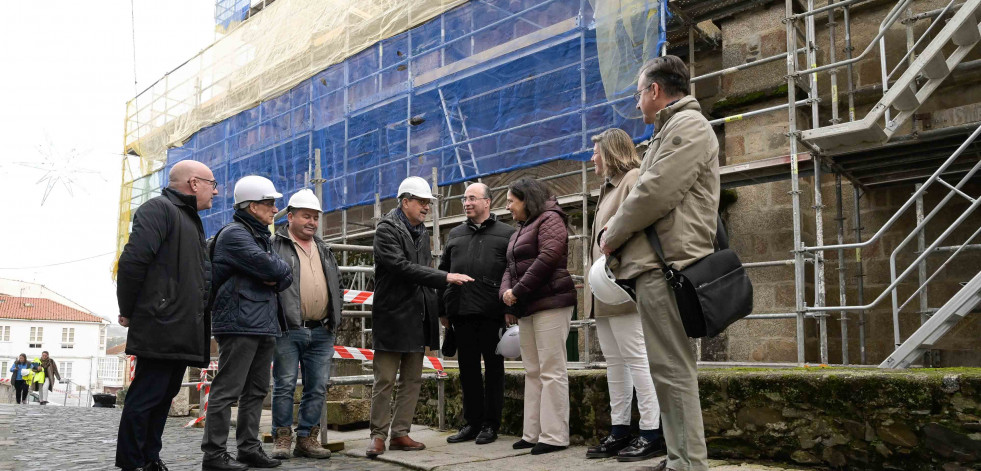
[451,316,505,431]
[271,326,335,437]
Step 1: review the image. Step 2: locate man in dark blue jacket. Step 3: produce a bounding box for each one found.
[439,183,515,445]
[115,159,217,471]
[201,175,292,471]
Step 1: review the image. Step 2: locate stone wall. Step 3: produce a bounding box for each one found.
[416,368,981,470]
[712,0,981,366]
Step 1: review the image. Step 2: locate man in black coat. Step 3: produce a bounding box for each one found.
[115,159,218,471]
[365,176,473,458]
[439,183,515,445]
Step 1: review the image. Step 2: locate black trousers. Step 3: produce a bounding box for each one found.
[115,358,188,469]
[452,316,505,430]
[13,380,28,403]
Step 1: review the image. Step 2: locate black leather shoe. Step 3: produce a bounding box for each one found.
[617,435,666,462]
[145,459,169,471]
[201,452,248,471]
[531,442,567,455]
[475,426,498,444]
[586,434,633,458]
[238,447,282,468]
[446,424,479,443]
[512,439,535,449]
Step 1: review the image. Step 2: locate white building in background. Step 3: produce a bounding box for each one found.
[0,293,111,397]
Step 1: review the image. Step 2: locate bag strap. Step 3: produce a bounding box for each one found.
[645,215,728,271]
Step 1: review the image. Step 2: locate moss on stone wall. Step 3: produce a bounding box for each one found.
[415,367,981,470]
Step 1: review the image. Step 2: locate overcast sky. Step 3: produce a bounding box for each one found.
[0,2,215,329]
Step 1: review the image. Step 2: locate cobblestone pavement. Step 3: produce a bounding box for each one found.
[0,404,412,471]
[0,405,811,471]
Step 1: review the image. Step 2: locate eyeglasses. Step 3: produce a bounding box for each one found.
[633,83,654,103]
[254,199,276,207]
[189,176,218,190]
[460,196,490,204]
[409,197,432,207]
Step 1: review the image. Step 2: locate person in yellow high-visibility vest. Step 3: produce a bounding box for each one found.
[30,358,45,399]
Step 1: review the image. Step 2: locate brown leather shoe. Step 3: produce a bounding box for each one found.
[365,438,386,458]
[389,435,426,451]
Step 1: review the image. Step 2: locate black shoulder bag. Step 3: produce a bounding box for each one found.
[645,216,753,338]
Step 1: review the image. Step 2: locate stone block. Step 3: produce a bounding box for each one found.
[324,398,370,427]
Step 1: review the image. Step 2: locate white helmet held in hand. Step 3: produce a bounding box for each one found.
[397,176,434,200]
[588,255,634,305]
[233,175,283,205]
[496,324,521,358]
[287,188,322,212]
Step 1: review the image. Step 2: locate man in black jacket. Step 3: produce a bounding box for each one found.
[365,176,473,458]
[439,183,515,445]
[202,175,293,471]
[115,159,218,471]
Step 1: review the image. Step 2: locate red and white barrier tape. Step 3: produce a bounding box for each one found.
[183,344,444,428]
[342,289,373,305]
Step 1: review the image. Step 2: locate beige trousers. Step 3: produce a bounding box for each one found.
[636,271,708,471]
[518,305,573,446]
[369,351,424,441]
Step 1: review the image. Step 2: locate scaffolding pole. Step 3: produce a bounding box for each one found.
[835,173,849,364]
[787,0,808,364]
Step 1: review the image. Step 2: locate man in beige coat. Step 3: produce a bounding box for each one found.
[601,55,720,471]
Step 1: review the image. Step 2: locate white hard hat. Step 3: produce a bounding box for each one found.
[287,189,322,212]
[397,176,434,200]
[496,324,521,358]
[588,255,634,305]
[233,175,282,205]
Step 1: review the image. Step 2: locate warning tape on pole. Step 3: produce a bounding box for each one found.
[342,289,373,305]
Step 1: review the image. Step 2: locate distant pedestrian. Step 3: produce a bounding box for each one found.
[36,351,61,405]
[202,175,293,471]
[115,159,218,471]
[9,354,31,404]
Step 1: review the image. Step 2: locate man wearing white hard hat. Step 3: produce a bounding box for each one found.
[365,176,474,458]
[269,189,341,460]
[202,175,293,471]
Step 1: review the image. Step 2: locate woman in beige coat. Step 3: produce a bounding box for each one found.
[584,129,664,462]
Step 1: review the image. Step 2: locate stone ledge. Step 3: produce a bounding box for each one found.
[416,367,981,470]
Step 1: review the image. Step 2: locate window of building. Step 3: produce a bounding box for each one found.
[62,361,72,380]
[99,357,122,382]
[99,326,106,350]
[0,325,9,342]
[62,328,75,349]
[0,361,7,375]
[29,327,43,348]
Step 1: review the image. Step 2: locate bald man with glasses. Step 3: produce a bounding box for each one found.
[115,160,219,471]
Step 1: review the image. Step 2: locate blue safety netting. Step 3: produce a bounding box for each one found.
[215,0,250,31]
[173,0,667,237]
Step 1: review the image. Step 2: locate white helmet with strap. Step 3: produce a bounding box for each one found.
[287,188,322,212]
[588,255,634,305]
[233,175,282,205]
[396,176,434,200]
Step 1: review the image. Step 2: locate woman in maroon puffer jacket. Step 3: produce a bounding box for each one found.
[500,178,576,455]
